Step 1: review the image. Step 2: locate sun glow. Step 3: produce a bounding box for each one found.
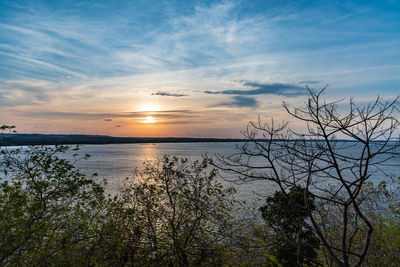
[138,104,158,112]
[143,116,156,123]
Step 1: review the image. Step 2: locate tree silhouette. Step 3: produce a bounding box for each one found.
[217,87,400,266]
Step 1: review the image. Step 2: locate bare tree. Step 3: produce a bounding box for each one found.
[217,87,400,266]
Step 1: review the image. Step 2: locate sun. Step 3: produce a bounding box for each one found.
[143,116,155,123]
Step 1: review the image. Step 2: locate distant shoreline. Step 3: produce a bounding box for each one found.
[0,133,250,146]
[0,133,377,146]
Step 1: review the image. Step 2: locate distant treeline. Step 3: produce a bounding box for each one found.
[0,133,250,146]
[0,133,376,146]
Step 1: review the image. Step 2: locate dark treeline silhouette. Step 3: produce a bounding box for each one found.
[0,134,249,146]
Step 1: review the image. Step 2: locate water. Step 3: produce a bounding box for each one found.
[3,142,400,207]
[73,142,271,205]
[71,142,400,205]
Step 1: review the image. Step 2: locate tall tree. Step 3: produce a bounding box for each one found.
[217,88,400,266]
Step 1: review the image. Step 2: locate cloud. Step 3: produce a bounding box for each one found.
[12,110,197,120]
[2,0,400,137]
[0,79,55,106]
[204,81,305,97]
[214,96,258,108]
[156,120,197,125]
[152,91,188,97]
[299,80,322,85]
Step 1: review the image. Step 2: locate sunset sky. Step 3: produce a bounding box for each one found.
[1,0,399,137]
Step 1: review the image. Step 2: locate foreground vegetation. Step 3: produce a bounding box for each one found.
[1,89,399,266]
[0,142,398,266]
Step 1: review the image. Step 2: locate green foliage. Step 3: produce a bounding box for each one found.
[118,156,237,266]
[359,177,400,266]
[260,188,319,267]
[365,213,400,266]
[0,124,398,266]
[0,135,239,266]
[315,177,400,266]
[0,145,106,265]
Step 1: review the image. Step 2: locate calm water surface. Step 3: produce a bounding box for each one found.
[73,142,400,205]
[74,143,269,205]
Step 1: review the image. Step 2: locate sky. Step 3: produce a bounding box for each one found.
[0,0,399,137]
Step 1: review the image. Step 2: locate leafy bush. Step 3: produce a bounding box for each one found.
[116,156,237,266]
[1,123,399,266]
[0,144,106,265]
[260,187,319,266]
[0,129,239,266]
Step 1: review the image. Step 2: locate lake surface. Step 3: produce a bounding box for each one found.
[73,142,271,205]
[72,142,400,205]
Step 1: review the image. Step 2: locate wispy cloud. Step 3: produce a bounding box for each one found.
[0,79,56,106]
[204,81,305,97]
[1,0,400,136]
[12,110,197,120]
[152,91,188,97]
